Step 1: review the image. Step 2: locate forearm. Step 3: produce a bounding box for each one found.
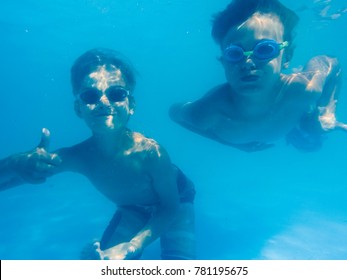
[0,156,25,191]
[305,55,342,106]
[321,59,341,108]
[130,205,178,249]
[303,56,343,131]
[169,102,193,125]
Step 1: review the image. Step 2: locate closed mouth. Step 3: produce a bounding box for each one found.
[241,75,260,82]
[94,112,115,117]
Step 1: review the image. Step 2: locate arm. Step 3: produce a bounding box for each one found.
[169,84,225,132]
[0,128,62,191]
[302,55,345,131]
[169,89,274,152]
[130,147,179,248]
[95,147,179,260]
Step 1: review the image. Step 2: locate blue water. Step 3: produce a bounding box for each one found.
[1,0,347,260]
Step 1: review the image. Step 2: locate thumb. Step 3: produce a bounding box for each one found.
[37,128,51,150]
[93,242,105,260]
[93,241,101,251]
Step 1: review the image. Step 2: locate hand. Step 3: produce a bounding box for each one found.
[318,103,338,131]
[80,241,101,260]
[93,241,142,260]
[11,128,62,184]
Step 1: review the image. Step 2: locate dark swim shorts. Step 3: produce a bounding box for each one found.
[99,165,196,259]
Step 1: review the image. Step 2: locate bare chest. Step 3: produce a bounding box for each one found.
[208,76,316,144]
[80,156,157,206]
[212,98,311,144]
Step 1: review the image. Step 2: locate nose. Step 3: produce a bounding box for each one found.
[93,94,115,114]
[240,56,256,71]
[99,94,111,105]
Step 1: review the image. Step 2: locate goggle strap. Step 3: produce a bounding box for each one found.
[280,41,289,50]
[243,50,253,57]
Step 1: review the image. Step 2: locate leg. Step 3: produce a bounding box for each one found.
[160,202,196,260]
[80,207,151,260]
[100,206,152,251]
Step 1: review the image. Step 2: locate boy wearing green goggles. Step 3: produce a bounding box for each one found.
[170,0,347,152]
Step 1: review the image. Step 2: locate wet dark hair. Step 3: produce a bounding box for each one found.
[212,0,299,62]
[71,48,137,94]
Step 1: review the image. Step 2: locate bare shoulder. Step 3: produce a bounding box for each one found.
[170,83,230,129]
[281,56,340,104]
[189,83,231,108]
[280,72,319,102]
[281,72,307,90]
[129,132,169,161]
[303,55,339,76]
[128,132,175,181]
[293,56,340,91]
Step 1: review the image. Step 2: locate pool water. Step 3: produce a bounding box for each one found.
[1,0,347,260]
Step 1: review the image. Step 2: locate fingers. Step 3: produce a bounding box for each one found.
[37,128,50,150]
[49,153,62,166]
[32,160,59,176]
[93,242,107,260]
[93,241,101,251]
[35,128,62,166]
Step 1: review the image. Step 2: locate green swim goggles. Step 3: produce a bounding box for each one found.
[223,40,289,63]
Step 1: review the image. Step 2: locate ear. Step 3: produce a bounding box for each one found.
[74,100,83,118]
[217,55,224,66]
[282,47,293,69]
[128,95,136,115]
[282,52,290,69]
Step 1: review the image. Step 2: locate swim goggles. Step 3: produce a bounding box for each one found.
[223,40,289,63]
[78,86,129,105]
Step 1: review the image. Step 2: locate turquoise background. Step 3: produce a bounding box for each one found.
[1,0,347,259]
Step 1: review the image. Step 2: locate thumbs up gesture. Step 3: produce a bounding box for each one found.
[11,128,62,184]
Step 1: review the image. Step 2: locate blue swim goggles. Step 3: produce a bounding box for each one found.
[223,40,289,63]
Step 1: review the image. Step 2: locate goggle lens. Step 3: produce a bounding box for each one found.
[253,41,279,60]
[107,87,129,102]
[224,46,245,63]
[79,89,100,104]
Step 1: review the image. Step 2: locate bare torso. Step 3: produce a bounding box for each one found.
[183,73,317,146]
[56,133,164,206]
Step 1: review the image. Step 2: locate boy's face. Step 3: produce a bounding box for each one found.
[74,64,134,134]
[220,12,285,97]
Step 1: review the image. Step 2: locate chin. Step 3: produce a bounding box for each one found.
[89,121,119,133]
[234,84,265,95]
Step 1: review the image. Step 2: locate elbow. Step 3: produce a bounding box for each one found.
[325,56,342,81]
[318,55,340,71]
[328,57,341,73]
[169,102,185,123]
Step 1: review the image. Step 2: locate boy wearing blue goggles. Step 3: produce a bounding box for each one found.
[170,0,347,152]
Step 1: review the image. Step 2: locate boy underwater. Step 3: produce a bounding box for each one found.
[0,48,195,260]
[170,0,346,152]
